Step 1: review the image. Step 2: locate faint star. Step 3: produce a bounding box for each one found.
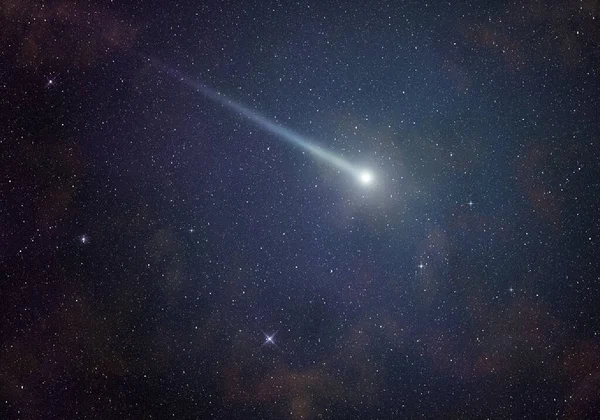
[189,228,195,233]
[80,235,88,244]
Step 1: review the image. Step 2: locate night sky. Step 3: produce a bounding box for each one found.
[2,1,600,419]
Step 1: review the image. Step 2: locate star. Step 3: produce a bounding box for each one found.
[263,332,277,346]
[80,235,88,244]
[467,200,474,208]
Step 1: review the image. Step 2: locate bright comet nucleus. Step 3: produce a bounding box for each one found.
[359,170,374,185]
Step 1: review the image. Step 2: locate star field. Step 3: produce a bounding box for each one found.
[2,1,600,419]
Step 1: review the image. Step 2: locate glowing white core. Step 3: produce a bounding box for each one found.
[359,170,374,185]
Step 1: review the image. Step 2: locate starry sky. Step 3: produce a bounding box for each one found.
[2,1,600,419]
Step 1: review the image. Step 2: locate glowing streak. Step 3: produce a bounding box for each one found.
[153,60,369,182]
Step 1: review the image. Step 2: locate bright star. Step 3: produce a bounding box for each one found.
[359,170,374,185]
[80,235,88,244]
[263,332,277,346]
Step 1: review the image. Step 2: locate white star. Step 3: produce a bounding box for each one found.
[263,332,277,346]
[80,235,88,244]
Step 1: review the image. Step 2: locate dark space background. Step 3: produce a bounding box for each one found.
[2,1,600,419]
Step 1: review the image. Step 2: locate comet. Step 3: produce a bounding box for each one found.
[151,59,375,186]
